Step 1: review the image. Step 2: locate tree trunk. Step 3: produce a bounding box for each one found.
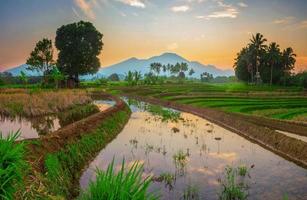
[270,63,273,86]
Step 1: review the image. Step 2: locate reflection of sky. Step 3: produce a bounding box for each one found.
[80,104,307,199]
[1,0,307,71]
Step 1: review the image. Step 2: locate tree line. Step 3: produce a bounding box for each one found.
[234,33,306,88]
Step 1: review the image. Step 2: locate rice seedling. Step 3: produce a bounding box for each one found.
[182,184,199,200]
[0,130,27,200]
[79,160,158,200]
[218,166,249,200]
[146,104,181,122]
[238,165,248,177]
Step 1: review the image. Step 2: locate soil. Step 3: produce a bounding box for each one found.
[125,94,307,169]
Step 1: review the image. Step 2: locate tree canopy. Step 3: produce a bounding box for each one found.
[234,33,296,85]
[55,21,103,83]
[26,38,54,75]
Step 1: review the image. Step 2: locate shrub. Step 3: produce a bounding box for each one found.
[0,131,27,199]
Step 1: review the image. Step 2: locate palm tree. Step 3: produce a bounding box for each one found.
[282,48,296,76]
[150,63,162,76]
[267,42,281,86]
[249,33,267,84]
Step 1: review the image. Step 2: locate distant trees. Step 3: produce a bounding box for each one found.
[125,71,142,86]
[200,72,213,82]
[108,73,120,81]
[234,33,296,85]
[55,21,103,86]
[169,62,189,78]
[26,38,54,76]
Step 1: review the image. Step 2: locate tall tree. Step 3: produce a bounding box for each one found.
[26,38,54,75]
[282,48,296,78]
[267,42,281,86]
[55,21,103,85]
[249,33,267,83]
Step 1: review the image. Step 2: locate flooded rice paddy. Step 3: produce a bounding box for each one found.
[80,100,307,200]
[0,99,115,140]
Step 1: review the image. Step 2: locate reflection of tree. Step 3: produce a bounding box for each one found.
[30,115,58,135]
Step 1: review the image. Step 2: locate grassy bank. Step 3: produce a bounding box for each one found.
[0,89,92,117]
[27,104,131,199]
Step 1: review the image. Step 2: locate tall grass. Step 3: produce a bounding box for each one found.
[79,160,158,200]
[0,89,92,117]
[0,131,27,200]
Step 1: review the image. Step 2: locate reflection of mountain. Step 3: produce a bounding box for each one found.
[5,53,234,79]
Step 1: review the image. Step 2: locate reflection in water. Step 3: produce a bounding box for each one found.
[0,100,115,140]
[80,101,307,200]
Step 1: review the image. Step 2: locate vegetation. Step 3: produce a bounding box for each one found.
[0,89,92,117]
[234,33,298,86]
[109,82,307,122]
[79,160,157,200]
[44,109,130,198]
[26,38,54,77]
[146,104,181,122]
[57,104,100,126]
[0,131,27,200]
[218,166,249,200]
[56,21,103,85]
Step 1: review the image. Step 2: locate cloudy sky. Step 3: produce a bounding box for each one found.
[1,0,307,71]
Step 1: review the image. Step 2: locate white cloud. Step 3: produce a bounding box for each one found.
[273,16,295,24]
[74,0,96,20]
[167,43,179,50]
[199,1,239,20]
[299,20,307,28]
[171,5,190,12]
[117,0,146,8]
[238,2,248,8]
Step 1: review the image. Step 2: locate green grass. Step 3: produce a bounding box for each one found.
[108,82,307,122]
[0,131,27,200]
[57,103,100,126]
[44,108,131,198]
[79,160,158,200]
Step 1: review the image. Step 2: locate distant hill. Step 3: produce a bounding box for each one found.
[4,53,234,79]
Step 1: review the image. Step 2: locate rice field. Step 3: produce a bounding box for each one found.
[107,83,307,122]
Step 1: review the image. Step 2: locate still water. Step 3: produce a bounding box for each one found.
[80,100,307,200]
[0,100,115,140]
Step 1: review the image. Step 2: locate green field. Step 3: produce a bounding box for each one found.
[107,82,307,122]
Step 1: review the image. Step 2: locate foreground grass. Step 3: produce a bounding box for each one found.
[0,89,92,117]
[43,107,131,199]
[79,160,157,200]
[0,131,27,200]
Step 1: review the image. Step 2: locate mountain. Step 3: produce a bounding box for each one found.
[4,53,234,79]
[4,64,43,76]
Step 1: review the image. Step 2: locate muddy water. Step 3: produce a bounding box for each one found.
[0,100,115,140]
[80,101,307,200]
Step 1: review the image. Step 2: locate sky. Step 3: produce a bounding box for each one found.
[0,0,307,72]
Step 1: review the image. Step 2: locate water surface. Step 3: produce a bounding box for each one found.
[80,101,307,200]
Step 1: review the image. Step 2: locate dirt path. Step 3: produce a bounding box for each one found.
[125,94,307,169]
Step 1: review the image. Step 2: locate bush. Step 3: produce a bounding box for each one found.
[0,131,27,199]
